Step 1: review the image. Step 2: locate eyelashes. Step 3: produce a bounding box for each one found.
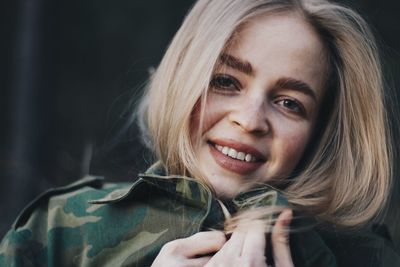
[274,98,305,115]
[210,74,241,93]
[209,73,308,117]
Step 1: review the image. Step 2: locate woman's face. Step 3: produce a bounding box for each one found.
[192,13,328,199]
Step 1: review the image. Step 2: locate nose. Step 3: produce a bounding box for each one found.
[229,96,270,135]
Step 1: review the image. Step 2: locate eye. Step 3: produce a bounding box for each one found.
[210,74,241,93]
[275,98,305,115]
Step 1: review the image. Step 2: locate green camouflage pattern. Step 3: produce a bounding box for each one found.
[1,162,399,266]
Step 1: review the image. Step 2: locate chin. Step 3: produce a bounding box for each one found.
[206,174,252,200]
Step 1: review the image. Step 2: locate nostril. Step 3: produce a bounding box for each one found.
[229,111,270,135]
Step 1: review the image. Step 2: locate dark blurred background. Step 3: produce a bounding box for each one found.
[0,0,399,252]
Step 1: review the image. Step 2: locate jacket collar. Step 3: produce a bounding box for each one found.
[89,161,288,209]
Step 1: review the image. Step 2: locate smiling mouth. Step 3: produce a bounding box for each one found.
[208,140,266,162]
[207,140,265,175]
[214,144,258,162]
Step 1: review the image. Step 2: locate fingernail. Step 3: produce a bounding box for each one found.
[282,209,293,227]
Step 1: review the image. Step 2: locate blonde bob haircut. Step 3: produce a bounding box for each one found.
[138,0,392,227]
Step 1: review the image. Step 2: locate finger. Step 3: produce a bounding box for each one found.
[241,230,266,259]
[241,235,267,266]
[239,220,267,266]
[205,230,245,266]
[177,231,226,257]
[187,256,212,266]
[272,209,294,267]
[223,230,246,255]
[152,255,212,267]
[241,220,266,257]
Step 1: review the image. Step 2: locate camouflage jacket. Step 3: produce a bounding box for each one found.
[1,162,399,266]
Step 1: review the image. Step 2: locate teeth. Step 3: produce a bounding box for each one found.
[245,154,252,162]
[214,144,257,162]
[237,152,245,161]
[228,148,238,158]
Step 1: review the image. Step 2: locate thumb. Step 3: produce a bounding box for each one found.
[271,209,294,267]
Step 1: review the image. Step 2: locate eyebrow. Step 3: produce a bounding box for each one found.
[275,77,317,102]
[219,53,317,102]
[220,53,253,75]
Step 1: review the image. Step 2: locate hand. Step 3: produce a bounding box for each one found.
[205,209,294,267]
[151,231,226,267]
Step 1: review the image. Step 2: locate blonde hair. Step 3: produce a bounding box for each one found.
[138,0,392,227]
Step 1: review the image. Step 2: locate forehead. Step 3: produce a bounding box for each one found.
[223,12,329,99]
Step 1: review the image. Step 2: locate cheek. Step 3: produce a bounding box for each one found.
[194,96,228,135]
[274,124,313,170]
[284,135,308,160]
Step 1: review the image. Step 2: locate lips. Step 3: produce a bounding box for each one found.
[214,144,258,162]
[208,139,266,175]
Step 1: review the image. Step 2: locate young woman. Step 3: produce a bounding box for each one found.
[1,0,399,266]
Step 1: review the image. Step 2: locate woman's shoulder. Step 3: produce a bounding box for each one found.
[10,175,130,231]
[288,215,400,267]
[0,175,136,266]
[0,173,215,266]
[316,223,400,267]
